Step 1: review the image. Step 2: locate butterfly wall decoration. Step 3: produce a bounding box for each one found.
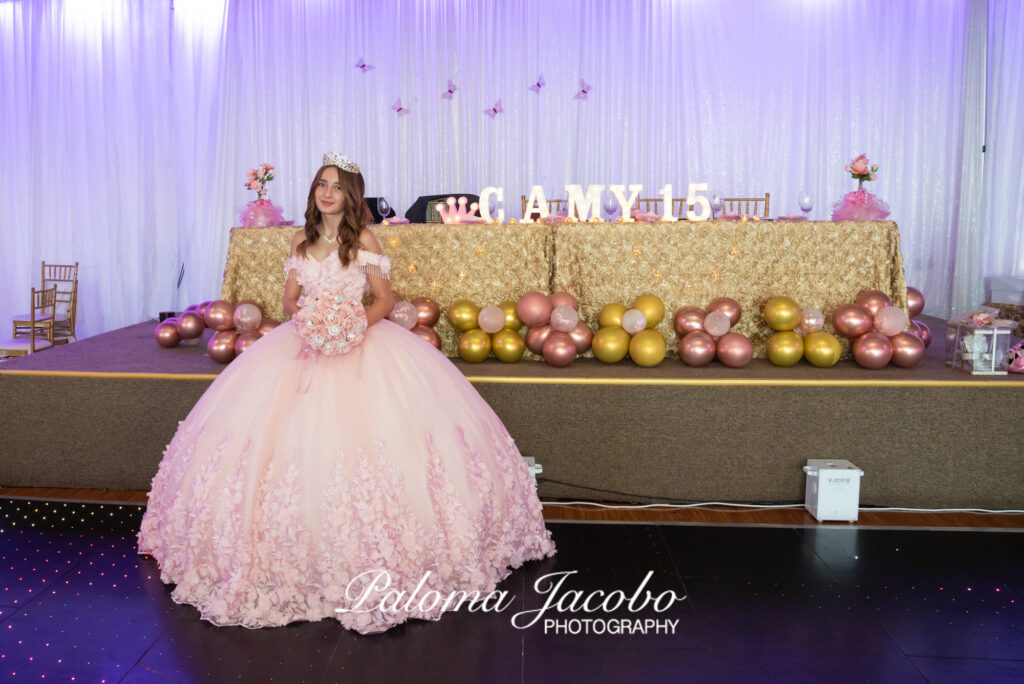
[528,74,545,94]
[574,79,591,100]
[392,98,410,116]
[441,80,458,99]
[354,58,374,73]
[483,99,504,118]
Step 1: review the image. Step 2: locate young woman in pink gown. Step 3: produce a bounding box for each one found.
[138,153,556,634]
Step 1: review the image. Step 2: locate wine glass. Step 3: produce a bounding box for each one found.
[376,197,391,222]
[798,192,813,219]
[602,190,618,221]
[710,194,723,219]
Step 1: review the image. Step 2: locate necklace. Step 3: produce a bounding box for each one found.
[322,232,338,244]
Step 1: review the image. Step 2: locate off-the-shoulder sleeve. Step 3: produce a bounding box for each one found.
[283,256,302,279]
[357,250,392,280]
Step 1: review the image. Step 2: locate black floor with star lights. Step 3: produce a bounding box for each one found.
[1,497,1022,683]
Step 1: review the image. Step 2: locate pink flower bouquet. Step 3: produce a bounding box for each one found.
[240,162,291,226]
[831,153,890,221]
[293,289,367,356]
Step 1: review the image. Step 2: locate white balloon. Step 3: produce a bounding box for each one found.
[703,311,731,337]
[621,308,647,335]
[550,305,579,333]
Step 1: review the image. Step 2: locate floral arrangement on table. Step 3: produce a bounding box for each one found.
[239,162,291,227]
[293,289,367,356]
[831,153,891,221]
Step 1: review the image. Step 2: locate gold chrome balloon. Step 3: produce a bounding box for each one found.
[598,303,627,328]
[766,330,804,366]
[498,300,523,330]
[763,296,801,331]
[632,294,665,329]
[492,329,526,363]
[457,328,491,362]
[447,300,481,332]
[628,329,667,367]
[592,326,630,363]
[803,331,842,368]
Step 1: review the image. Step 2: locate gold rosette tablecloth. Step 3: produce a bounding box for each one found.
[221,220,906,359]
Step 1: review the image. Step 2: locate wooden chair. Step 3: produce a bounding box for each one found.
[426,202,443,223]
[13,261,79,343]
[0,286,57,357]
[722,193,770,218]
[520,196,566,220]
[633,198,692,219]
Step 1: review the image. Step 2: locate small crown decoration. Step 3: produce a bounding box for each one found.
[436,196,487,224]
[322,152,361,174]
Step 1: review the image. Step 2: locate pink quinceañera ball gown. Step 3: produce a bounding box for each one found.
[138,249,556,633]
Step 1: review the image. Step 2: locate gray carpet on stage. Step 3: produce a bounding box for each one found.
[2,317,1022,508]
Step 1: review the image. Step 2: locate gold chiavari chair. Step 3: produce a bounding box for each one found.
[722,193,770,219]
[521,196,566,220]
[13,261,79,343]
[1,286,57,357]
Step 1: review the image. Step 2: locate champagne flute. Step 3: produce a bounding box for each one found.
[602,190,618,221]
[376,197,391,223]
[710,194,723,220]
[799,192,813,220]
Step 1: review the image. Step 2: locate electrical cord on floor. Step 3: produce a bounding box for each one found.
[536,477,1024,515]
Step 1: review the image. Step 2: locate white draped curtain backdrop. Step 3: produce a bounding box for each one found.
[2,0,1023,339]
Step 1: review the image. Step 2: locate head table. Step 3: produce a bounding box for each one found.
[220,220,906,358]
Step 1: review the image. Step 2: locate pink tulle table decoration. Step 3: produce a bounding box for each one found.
[240,199,292,227]
[831,189,891,221]
[384,216,410,224]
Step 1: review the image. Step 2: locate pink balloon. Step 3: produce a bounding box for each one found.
[673,307,706,337]
[852,332,893,369]
[832,303,874,339]
[873,305,908,337]
[796,308,825,335]
[703,311,732,337]
[412,324,442,349]
[550,304,579,333]
[678,330,716,367]
[568,321,593,353]
[912,320,932,348]
[233,301,262,333]
[906,287,925,318]
[621,309,647,335]
[477,305,506,334]
[708,297,742,326]
[542,331,577,367]
[517,291,553,327]
[715,332,753,368]
[548,292,579,311]
[389,301,419,330]
[525,325,552,355]
[889,331,926,368]
[234,331,261,355]
[855,290,894,317]
[155,320,181,348]
[176,312,205,340]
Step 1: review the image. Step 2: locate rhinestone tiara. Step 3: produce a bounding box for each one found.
[322,151,360,174]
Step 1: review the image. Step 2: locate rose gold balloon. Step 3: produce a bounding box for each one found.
[832,303,874,339]
[542,331,577,367]
[155,319,181,348]
[207,330,238,363]
[198,301,213,318]
[257,319,279,336]
[185,304,201,314]
[234,331,261,355]
[673,307,706,337]
[855,290,894,317]
[678,330,716,367]
[204,300,235,332]
[906,287,925,318]
[233,301,263,333]
[851,331,893,369]
[568,321,593,354]
[517,291,553,327]
[525,325,552,355]
[708,297,742,327]
[912,320,932,348]
[889,331,925,368]
[411,324,442,350]
[548,291,579,311]
[176,312,205,339]
[715,332,753,368]
[411,297,441,327]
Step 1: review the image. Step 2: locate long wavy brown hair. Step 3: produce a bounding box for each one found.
[299,164,373,266]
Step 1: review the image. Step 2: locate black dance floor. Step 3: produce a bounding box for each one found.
[1,499,1022,683]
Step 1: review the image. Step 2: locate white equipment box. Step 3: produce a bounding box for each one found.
[803,459,864,522]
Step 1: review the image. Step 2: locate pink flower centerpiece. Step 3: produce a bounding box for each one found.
[239,163,291,226]
[831,153,890,221]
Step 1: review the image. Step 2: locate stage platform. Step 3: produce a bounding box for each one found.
[2,317,1022,509]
